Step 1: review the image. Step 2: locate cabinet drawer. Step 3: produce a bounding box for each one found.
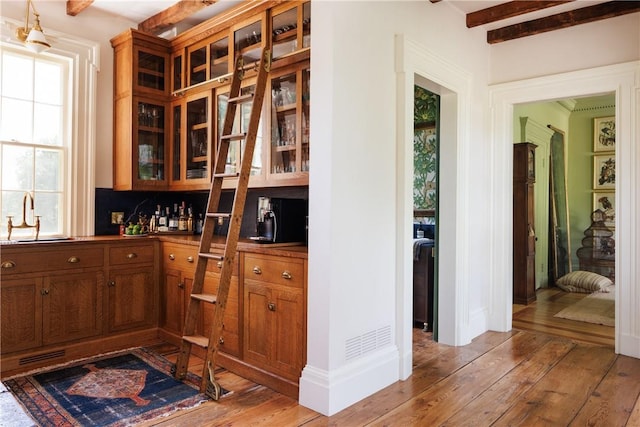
[1,246,104,276]
[243,254,304,288]
[163,245,198,269]
[109,244,154,265]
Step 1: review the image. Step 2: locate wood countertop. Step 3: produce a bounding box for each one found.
[1,234,308,259]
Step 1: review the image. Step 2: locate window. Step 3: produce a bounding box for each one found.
[0,18,99,240]
[1,47,69,239]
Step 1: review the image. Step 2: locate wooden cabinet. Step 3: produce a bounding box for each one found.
[113,1,311,191]
[1,277,43,353]
[242,253,306,382]
[413,240,434,331]
[513,142,537,304]
[107,243,157,332]
[160,242,240,356]
[0,240,159,377]
[111,29,171,191]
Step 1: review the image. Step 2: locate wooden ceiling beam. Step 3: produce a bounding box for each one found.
[488,1,640,44]
[66,0,94,16]
[467,1,573,28]
[138,0,218,35]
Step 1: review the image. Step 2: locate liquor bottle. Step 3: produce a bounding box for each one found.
[187,205,194,233]
[169,204,178,231]
[178,204,188,231]
[158,206,168,232]
[195,213,203,234]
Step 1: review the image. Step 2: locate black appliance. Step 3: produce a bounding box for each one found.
[251,197,308,243]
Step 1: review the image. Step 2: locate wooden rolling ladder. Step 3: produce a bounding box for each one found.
[172,49,271,400]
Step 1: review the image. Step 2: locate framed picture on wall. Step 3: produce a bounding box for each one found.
[593,154,615,190]
[593,191,615,229]
[593,116,615,152]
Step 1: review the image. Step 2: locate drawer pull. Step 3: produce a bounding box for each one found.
[253,266,262,275]
[268,302,276,312]
[67,256,80,263]
[217,261,223,268]
[282,271,292,280]
[169,253,175,260]
[126,253,137,259]
[187,256,194,263]
[1,261,16,269]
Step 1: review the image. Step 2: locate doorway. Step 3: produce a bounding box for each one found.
[511,94,616,345]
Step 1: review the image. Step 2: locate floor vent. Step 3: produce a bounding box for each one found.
[19,350,65,365]
[345,325,392,362]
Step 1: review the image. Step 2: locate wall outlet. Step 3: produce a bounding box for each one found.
[111,211,124,224]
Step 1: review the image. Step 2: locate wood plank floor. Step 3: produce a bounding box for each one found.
[512,286,615,347]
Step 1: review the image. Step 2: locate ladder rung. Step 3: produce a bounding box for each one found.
[207,213,231,219]
[183,335,209,348]
[191,293,217,304]
[228,94,254,104]
[199,253,224,261]
[213,172,240,179]
[220,133,246,141]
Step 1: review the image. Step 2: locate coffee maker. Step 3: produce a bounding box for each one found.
[251,196,307,243]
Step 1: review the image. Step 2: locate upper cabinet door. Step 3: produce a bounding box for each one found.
[272,1,311,61]
[135,46,169,95]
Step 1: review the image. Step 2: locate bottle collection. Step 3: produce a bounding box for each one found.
[149,201,203,234]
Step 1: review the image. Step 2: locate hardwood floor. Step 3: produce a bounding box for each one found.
[512,286,615,347]
[140,326,640,426]
[5,288,635,426]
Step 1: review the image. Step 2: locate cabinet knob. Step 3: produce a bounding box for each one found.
[187,256,194,263]
[108,280,116,287]
[219,337,224,345]
[268,302,276,311]
[126,253,137,259]
[217,261,223,268]
[169,253,175,260]
[281,271,292,280]
[1,261,16,269]
[253,266,262,275]
[67,256,80,263]
[178,282,185,289]
[41,289,49,296]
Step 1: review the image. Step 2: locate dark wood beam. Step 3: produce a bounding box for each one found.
[488,1,640,44]
[66,0,94,16]
[138,0,218,35]
[467,1,573,28]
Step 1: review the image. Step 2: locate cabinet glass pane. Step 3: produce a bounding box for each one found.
[217,86,262,176]
[137,51,165,91]
[173,55,182,92]
[302,68,310,172]
[272,8,297,59]
[187,97,208,180]
[172,104,181,181]
[210,37,229,80]
[271,73,297,174]
[234,21,262,64]
[189,46,206,86]
[137,101,165,181]
[303,2,311,49]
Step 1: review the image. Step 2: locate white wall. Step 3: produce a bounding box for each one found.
[1,0,137,188]
[302,0,492,415]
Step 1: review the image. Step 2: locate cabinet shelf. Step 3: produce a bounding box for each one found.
[212,56,228,65]
[138,125,165,133]
[192,64,207,73]
[273,29,297,43]
[275,144,296,152]
[139,68,164,78]
[192,155,208,163]
[275,104,296,113]
[191,123,207,131]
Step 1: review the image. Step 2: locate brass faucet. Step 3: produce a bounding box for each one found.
[7,192,40,240]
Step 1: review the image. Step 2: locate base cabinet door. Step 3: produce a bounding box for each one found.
[108,267,155,332]
[43,272,104,346]
[0,277,43,353]
[162,267,186,335]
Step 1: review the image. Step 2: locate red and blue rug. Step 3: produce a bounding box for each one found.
[2,348,211,426]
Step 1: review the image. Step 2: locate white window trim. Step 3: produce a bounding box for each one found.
[1,16,99,236]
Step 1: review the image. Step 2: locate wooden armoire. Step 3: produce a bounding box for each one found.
[513,142,537,304]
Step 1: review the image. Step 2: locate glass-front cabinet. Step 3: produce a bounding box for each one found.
[169,93,212,190]
[135,98,166,183]
[216,80,264,186]
[233,19,263,65]
[135,47,168,94]
[269,64,309,183]
[271,1,311,61]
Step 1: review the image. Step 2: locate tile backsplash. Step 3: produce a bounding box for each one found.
[95,187,308,238]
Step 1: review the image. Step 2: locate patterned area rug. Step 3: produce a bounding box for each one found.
[2,348,210,426]
[554,288,615,326]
